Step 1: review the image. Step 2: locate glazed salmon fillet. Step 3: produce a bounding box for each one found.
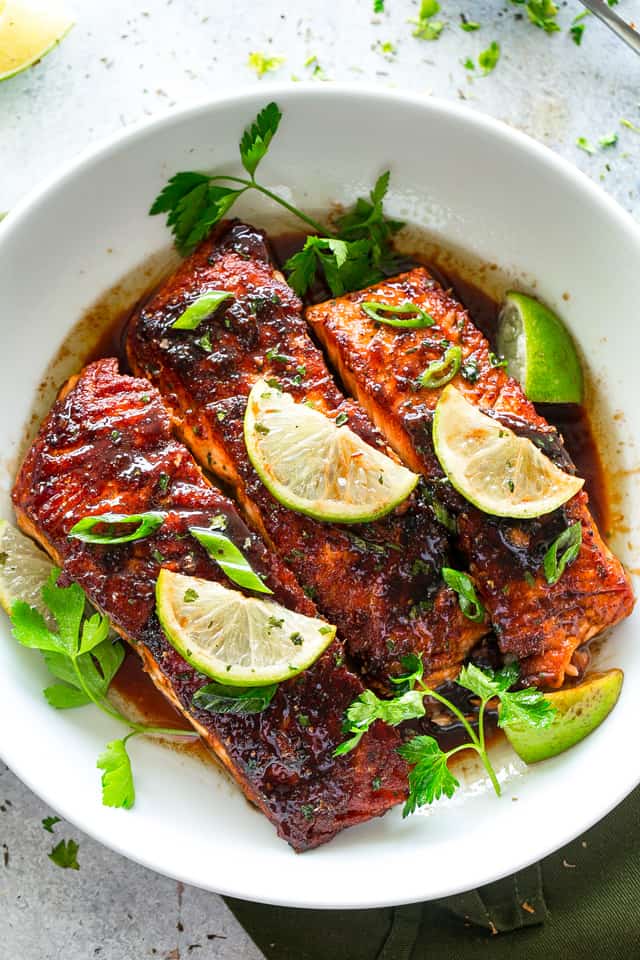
[12,358,407,851]
[127,222,485,692]
[306,268,634,688]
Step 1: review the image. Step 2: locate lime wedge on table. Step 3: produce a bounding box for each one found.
[0,1,73,82]
[156,569,336,685]
[432,385,584,519]
[0,519,55,622]
[497,292,584,404]
[503,670,623,763]
[244,380,419,523]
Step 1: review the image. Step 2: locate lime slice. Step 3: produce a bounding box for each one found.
[243,380,419,523]
[503,669,623,763]
[433,385,584,518]
[497,292,584,404]
[156,569,336,685]
[0,518,55,622]
[0,0,73,82]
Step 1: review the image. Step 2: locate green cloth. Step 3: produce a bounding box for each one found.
[226,785,640,959]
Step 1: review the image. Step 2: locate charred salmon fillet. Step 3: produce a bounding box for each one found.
[12,358,407,851]
[306,268,634,689]
[127,222,485,691]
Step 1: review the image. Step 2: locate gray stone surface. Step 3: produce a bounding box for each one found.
[2,1,639,957]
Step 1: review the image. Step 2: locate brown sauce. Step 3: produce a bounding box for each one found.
[70,230,613,743]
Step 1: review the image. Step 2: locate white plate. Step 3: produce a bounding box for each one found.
[0,85,638,909]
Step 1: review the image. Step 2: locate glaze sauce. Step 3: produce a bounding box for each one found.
[104,231,609,740]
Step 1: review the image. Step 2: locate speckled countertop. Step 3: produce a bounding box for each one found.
[2,2,639,957]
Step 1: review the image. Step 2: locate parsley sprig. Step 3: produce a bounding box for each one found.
[10,570,197,810]
[150,102,404,299]
[335,654,556,816]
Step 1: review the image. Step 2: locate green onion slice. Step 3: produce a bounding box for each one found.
[361,300,435,329]
[171,290,233,330]
[68,512,166,544]
[189,526,273,594]
[442,567,485,622]
[543,522,582,586]
[417,345,462,389]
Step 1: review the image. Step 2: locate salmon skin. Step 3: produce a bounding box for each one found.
[306,268,634,689]
[127,222,485,691]
[12,358,407,851]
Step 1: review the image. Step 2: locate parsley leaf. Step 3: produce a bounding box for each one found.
[285,236,380,298]
[498,686,556,729]
[49,838,80,871]
[97,736,136,809]
[334,687,426,755]
[239,101,283,177]
[398,735,460,815]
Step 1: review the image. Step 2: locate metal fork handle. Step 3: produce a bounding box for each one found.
[579,0,640,56]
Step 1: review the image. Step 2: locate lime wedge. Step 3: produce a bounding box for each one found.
[503,669,623,763]
[432,385,584,518]
[243,380,419,523]
[0,0,73,82]
[156,569,336,685]
[0,519,55,623]
[497,292,584,404]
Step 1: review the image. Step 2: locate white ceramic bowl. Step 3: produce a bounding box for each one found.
[0,85,638,909]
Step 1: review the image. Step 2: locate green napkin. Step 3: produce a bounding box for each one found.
[227,785,640,959]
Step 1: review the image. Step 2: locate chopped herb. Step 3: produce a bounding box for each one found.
[461,358,480,382]
[335,411,349,427]
[290,632,304,646]
[158,473,170,494]
[110,429,121,442]
[298,714,310,727]
[372,776,382,790]
[247,52,285,77]
[140,393,151,404]
[463,57,475,70]
[151,548,165,565]
[216,410,227,422]
[301,804,315,821]
[267,615,284,630]
[410,0,444,40]
[198,332,213,352]
[478,41,500,75]
[460,13,480,31]
[570,21,585,45]
[411,558,432,577]
[599,133,618,149]
[183,588,199,603]
[373,0,384,11]
[265,345,292,364]
[524,571,536,587]
[303,585,318,600]
[254,422,270,435]
[319,625,333,635]
[68,512,165,545]
[621,118,640,134]
[488,351,508,368]
[577,137,596,155]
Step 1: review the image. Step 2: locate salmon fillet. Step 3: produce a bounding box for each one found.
[12,358,407,851]
[306,268,634,688]
[127,222,485,691]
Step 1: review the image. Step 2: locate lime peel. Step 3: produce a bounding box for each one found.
[156,569,336,686]
[243,380,419,523]
[497,291,584,404]
[433,385,584,519]
[0,1,74,82]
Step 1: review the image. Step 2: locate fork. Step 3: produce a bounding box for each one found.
[578,0,640,55]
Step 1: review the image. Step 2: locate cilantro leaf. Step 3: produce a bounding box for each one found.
[397,735,460,815]
[48,838,80,871]
[97,737,136,809]
[42,816,61,833]
[239,101,283,177]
